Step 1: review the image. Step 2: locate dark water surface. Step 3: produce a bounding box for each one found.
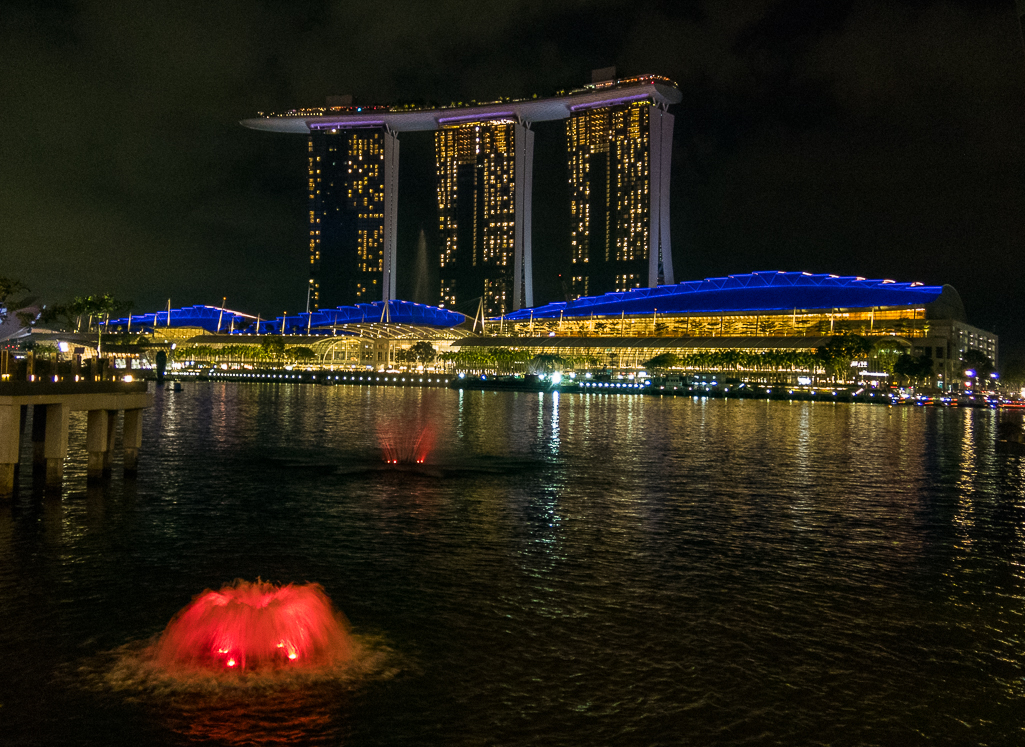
[1,383,1023,745]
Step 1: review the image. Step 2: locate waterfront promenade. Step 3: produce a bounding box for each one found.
[0,352,152,496]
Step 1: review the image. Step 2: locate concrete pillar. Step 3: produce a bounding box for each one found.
[382,129,400,302]
[123,409,143,475]
[102,410,117,474]
[31,404,47,473]
[15,406,27,480]
[44,403,69,491]
[647,107,675,287]
[513,122,534,311]
[86,409,110,482]
[0,405,20,498]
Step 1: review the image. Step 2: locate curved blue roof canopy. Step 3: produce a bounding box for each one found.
[306,300,465,328]
[105,305,253,333]
[104,301,465,335]
[503,272,953,321]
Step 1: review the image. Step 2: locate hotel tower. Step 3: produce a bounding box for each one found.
[306,124,399,310]
[435,121,534,316]
[241,73,679,312]
[565,70,675,300]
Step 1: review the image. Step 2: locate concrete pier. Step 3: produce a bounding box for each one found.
[0,405,17,495]
[0,381,152,497]
[123,407,143,475]
[43,402,69,488]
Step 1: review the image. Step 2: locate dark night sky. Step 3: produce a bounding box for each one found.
[3,0,1024,356]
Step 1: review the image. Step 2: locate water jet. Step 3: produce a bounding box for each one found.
[150,580,352,673]
[378,422,434,466]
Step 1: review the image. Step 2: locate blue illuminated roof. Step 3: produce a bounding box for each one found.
[105,301,465,335]
[105,305,253,333]
[503,272,951,320]
[300,301,465,329]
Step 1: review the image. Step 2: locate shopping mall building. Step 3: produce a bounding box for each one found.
[453,271,997,389]
[103,271,996,389]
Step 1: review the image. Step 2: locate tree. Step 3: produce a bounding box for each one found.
[288,346,317,362]
[42,293,131,332]
[527,353,567,375]
[961,349,995,380]
[0,276,37,340]
[407,341,436,365]
[40,301,80,331]
[1000,358,1025,391]
[872,342,905,376]
[0,276,29,324]
[815,334,873,381]
[642,352,681,371]
[893,353,934,386]
[260,335,287,360]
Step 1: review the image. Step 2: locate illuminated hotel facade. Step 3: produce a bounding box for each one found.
[307,128,399,309]
[436,121,533,316]
[566,96,674,298]
[242,74,681,312]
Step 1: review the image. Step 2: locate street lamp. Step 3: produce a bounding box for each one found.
[964,368,976,393]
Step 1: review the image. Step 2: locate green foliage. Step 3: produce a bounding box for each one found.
[872,342,905,375]
[1000,358,1025,388]
[439,347,533,373]
[31,342,59,357]
[815,334,874,381]
[893,353,934,385]
[0,275,30,325]
[174,339,321,365]
[80,293,131,318]
[102,334,150,348]
[643,352,681,371]
[527,353,568,375]
[961,348,995,379]
[397,341,436,366]
[42,293,132,331]
[260,336,287,359]
[653,349,821,373]
[0,275,28,306]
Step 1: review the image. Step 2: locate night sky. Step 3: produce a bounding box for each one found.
[3,1,1024,356]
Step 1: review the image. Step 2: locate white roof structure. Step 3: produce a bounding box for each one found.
[241,76,682,134]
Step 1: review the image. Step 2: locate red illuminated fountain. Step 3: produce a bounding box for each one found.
[379,423,434,466]
[151,580,352,673]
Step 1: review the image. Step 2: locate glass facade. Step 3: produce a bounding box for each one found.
[567,102,666,298]
[495,307,934,339]
[308,129,390,309]
[435,122,518,316]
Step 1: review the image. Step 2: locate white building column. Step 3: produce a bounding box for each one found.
[648,107,675,287]
[382,129,400,302]
[513,122,534,310]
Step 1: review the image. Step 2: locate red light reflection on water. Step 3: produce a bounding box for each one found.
[379,423,434,465]
[151,580,351,673]
[159,689,337,745]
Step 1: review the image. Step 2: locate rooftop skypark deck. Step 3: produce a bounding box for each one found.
[241,75,682,133]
